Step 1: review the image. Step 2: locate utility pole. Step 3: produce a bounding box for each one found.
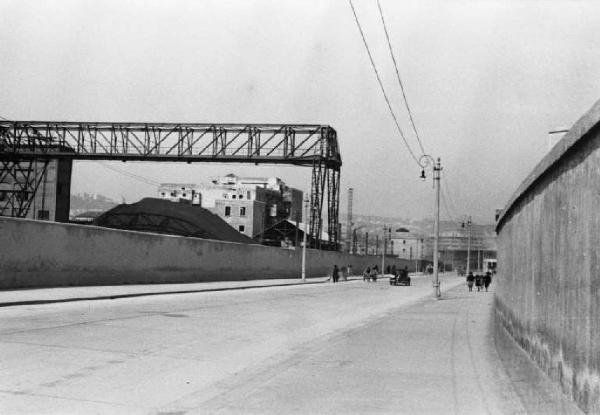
[381,225,386,276]
[346,188,353,253]
[432,158,442,298]
[301,195,309,282]
[420,155,442,298]
[466,216,472,276]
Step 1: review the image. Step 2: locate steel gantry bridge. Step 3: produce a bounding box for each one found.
[0,121,342,249]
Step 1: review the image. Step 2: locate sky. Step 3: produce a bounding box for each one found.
[1,0,600,224]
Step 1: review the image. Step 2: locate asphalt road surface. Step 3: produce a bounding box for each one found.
[0,275,582,414]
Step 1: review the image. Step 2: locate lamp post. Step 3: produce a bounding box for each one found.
[381,225,386,277]
[465,216,472,276]
[420,155,442,299]
[301,195,309,282]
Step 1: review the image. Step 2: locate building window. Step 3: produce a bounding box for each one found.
[232,194,236,199]
[182,193,187,197]
[247,190,251,199]
[239,194,243,199]
[223,193,228,199]
[403,240,406,244]
[225,206,231,216]
[238,225,245,233]
[161,192,166,197]
[240,207,246,216]
[171,191,177,197]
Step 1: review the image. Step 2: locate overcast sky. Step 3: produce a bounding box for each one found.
[1,0,599,224]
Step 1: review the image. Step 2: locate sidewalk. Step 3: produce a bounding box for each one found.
[186,284,583,415]
[0,272,441,307]
[0,277,333,307]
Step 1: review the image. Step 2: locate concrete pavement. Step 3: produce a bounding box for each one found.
[168,286,583,415]
[0,277,330,307]
[0,274,582,414]
[0,272,435,307]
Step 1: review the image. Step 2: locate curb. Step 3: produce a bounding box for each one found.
[0,279,334,308]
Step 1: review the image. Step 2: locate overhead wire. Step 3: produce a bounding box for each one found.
[440,178,458,224]
[94,162,160,187]
[376,0,426,155]
[441,169,462,219]
[347,0,421,166]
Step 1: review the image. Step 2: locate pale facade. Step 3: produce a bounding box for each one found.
[156,174,303,239]
[390,231,425,260]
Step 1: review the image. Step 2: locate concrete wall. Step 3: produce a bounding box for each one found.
[0,216,414,289]
[495,99,600,413]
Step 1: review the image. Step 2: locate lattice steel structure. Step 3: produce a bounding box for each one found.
[0,121,342,249]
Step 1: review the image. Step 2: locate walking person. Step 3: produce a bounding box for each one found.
[332,264,339,283]
[475,274,483,292]
[466,272,474,292]
[363,266,371,282]
[484,272,492,292]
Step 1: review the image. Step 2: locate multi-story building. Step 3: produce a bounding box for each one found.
[157,183,200,205]
[423,225,497,272]
[157,174,303,240]
[390,230,426,261]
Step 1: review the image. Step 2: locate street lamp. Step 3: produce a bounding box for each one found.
[301,194,309,282]
[419,155,442,299]
[465,216,472,276]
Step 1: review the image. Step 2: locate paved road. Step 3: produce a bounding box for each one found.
[0,275,581,414]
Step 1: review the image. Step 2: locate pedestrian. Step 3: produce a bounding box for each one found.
[363,266,371,282]
[391,264,397,278]
[484,272,492,292]
[475,274,483,292]
[466,272,474,292]
[371,265,378,282]
[386,265,391,275]
[332,264,339,283]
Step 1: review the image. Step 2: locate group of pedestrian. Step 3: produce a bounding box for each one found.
[466,271,492,292]
[331,264,353,283]
[362,265,379,282]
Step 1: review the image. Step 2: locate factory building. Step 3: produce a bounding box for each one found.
[157,174,303,241]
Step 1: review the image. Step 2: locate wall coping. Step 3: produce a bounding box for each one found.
[496,98,600,233]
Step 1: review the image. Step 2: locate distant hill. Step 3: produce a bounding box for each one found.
[340,212,495,237]
[71,193,118,212]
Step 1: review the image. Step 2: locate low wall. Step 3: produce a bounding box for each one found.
[496,99,600,412]
[0,216,413,288]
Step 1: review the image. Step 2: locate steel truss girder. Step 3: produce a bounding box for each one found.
[0,158,49,218]
[0,121,342,248]
[0,122,341,169]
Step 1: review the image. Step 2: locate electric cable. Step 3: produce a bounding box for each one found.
[94,162,160,187]
[440,179,458,224]
[376,0,426,155]
[441,169,462,219]
[347,0,421,166]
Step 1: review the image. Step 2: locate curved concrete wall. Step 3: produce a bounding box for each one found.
[496,99,600,412]
[0,216,413,288]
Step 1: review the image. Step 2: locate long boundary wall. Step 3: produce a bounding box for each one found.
[495,99,600,412]
[0,216,413,289]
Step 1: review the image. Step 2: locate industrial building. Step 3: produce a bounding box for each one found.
[157,174,303,242]
[0,158,72,222]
